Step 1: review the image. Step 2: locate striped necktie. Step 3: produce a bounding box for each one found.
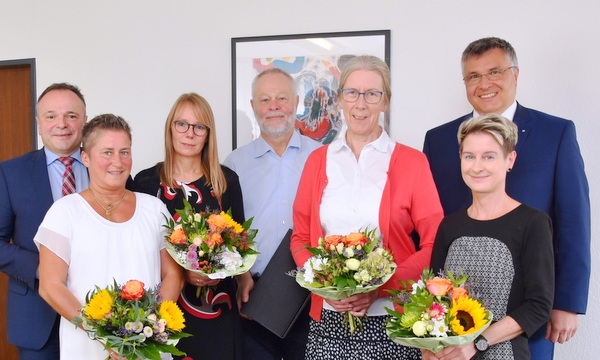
[58,157,76,196]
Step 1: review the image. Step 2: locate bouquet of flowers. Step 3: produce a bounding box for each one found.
[164,199,258,279]
[294,228,396,334]
[385,268,493,353]
[73,279,191,360]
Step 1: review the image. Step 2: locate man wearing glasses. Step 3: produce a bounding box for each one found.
[423,37,590,359]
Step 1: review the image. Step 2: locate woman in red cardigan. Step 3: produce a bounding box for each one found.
[290,55,444,360]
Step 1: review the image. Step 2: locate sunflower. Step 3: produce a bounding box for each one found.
[221,211,243,234]
[158,300,186,332]
[84,289,114,320]
[449,296,488,335]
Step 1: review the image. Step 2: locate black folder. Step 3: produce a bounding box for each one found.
[242,229,310,338]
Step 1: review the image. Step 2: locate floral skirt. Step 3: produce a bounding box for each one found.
[305,310,421,360]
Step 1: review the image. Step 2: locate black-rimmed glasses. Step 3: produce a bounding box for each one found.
[173,120,209,136]
[463,66,517,85]
[340,89,385,104]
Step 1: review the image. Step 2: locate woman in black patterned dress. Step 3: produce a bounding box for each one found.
[427,114,554,360]
[134,93,243,360]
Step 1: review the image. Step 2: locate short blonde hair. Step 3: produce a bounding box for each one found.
[458,113,518,155]
[82,114,131,152]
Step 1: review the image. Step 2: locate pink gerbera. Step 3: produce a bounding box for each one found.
[428,302,448,321]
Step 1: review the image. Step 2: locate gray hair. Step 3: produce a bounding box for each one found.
[461,37,518,72]
[251,68,297,99]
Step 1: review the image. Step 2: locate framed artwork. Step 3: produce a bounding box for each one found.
[231,30,390,149]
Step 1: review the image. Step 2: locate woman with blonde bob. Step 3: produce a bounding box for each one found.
[134,93,245,359]
[427,114,554,359]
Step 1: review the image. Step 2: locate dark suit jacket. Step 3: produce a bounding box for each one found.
[0,149,58,349]
[423,103,591,314]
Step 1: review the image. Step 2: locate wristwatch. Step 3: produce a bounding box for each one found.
[474,335,489,352]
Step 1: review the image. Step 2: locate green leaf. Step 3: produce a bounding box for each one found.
[137,345,161,360]
[154,342,188,356]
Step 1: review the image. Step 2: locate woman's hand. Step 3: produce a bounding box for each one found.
[107,348,127,360]
[421,349,439,360]
[424,343,475,360]
[324,290,378,316]
[184,270,220,287]
[105,344,139,359]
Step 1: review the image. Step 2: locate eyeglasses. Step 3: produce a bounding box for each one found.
[340,89,385,104]
[463,66,517,85]
[173,120,209,136]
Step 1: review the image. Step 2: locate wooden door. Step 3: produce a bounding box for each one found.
[0,58,36,359]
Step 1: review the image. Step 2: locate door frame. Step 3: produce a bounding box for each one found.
[0,58,37,149]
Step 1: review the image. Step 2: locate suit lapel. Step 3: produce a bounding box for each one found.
[29,149,54,208]
[512,103,532,154]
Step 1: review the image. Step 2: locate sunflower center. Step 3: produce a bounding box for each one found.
[456,310,475,331]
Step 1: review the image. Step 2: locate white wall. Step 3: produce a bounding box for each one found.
[2,0,597,358]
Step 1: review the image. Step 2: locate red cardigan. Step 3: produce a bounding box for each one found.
[291,143,444,321]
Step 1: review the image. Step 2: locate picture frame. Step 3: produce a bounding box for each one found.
[231,30,390,149]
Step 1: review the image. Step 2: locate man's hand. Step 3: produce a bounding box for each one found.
[545,309,578,343]
[235,272,254,319]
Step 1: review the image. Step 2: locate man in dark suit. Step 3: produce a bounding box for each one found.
[0,83,89,359]
[423,37,590,359]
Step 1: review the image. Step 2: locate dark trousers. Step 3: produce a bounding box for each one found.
[241,303,310,360]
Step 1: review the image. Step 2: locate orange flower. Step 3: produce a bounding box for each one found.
[207,213,228,232]
[206,232,223,249]
[450,286,468,300]
[121,280,145,301]
[323,235,344,247]
[426,277,452,296]
[168,227,187,245]
[344,232,368,246]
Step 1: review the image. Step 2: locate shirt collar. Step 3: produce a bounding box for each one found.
[330,124,391,153]
[253,130,302,158]
[473,100,517,121]
[44,148,83,165]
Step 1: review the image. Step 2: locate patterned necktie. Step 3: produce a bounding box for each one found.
[58,157,76,196]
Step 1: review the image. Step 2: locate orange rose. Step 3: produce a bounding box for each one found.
[450,286,468,300]
[426,277,452,296]
[121,280,145,301]
[207,213,228,232]
[323,235,344,247]
[168,227,187,245]
[344,232,368,246]
[206,232,223,250]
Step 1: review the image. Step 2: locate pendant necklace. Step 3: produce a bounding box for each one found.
[89,188,126,220]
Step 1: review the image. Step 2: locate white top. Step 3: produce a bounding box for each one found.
[34,192,171,360]
[320,126,395,315]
